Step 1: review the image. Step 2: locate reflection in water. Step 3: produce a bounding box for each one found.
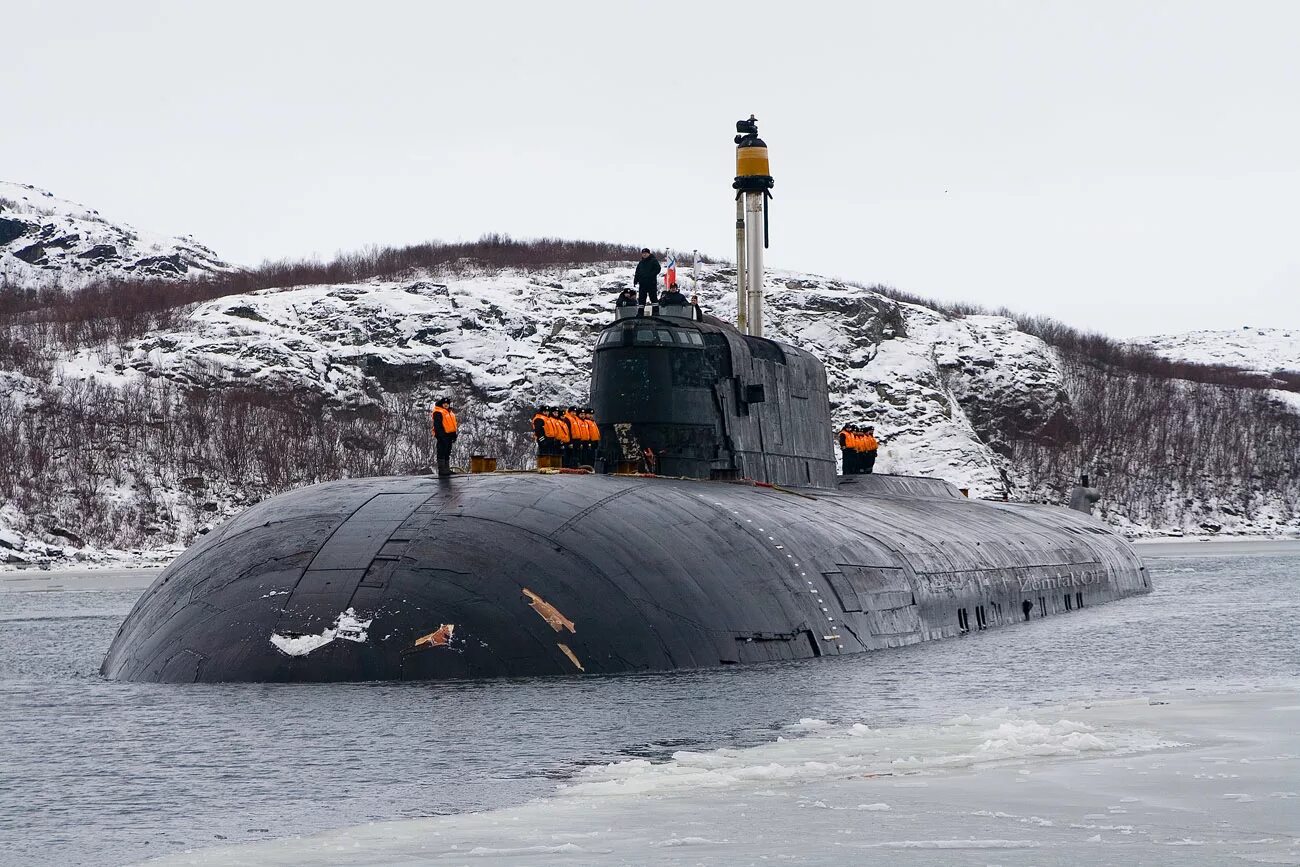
[1,548,1297,866]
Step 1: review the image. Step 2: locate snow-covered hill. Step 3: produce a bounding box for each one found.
[0,181,229,287]
[4,257,1088,566]
[1,184,1296,566]
[1135,326,1300,376]
[58,264,1068,500]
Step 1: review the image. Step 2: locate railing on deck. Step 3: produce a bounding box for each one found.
[614,303,700,321]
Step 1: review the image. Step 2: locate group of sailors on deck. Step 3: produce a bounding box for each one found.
[838,424,879,475]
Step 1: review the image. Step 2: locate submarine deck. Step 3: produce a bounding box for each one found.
[101,471,1148,682]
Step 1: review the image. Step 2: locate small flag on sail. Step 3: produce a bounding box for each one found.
[664,251,678,289]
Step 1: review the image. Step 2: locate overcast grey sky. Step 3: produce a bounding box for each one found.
[5,0,1297,337]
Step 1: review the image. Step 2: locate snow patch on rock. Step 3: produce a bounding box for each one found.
[1135,326,1300,376]
[0,180,230,288]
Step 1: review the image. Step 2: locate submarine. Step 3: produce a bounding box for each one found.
[101,118,1149,683]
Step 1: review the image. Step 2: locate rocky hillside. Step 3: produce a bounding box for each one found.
[68,264,1067,496]
[2,260,1084,566]
[0,181,229,288]
[1,185,1296,566]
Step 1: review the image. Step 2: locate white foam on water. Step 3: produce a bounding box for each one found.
[463,843,588,856]
[648,837,722,848]
[557,707,1169,799]
[859,838,1040,849]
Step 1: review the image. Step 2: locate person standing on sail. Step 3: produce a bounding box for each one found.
[633,248,661,307]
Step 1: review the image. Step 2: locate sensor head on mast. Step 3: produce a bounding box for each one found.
[733,115,774,192]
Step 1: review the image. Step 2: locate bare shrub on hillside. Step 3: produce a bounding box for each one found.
[0,234,649,328]
[0,373,542,550]
[1008,360,1300,527]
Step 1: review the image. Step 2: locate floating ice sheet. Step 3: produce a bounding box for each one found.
[143,690,1300,866]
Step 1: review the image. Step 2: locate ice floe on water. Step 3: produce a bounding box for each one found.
[141,691,1300,866]
[554,707,1169,799]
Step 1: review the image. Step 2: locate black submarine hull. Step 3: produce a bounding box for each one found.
[101,472,1149,683]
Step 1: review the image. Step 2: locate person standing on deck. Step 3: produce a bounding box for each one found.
[837,424,858,475]
[562,407,585,468]
[549,406,573,468]
[431,397,458,477]
[860,425,879,474]
[581,408,599,466]
[532,405,552,464]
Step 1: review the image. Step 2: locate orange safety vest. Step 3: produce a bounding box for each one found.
[532,413,548,440]
[432,406,458,434]
[584,417,599,441]
[862,434,878,452]
[563,412,584,441]
[550,416,571,443]
[838,429,852,449]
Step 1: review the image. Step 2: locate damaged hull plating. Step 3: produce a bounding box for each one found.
[100,472,1149,683]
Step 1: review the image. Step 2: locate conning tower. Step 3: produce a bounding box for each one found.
[590,309,836,486]
[591,116,834,486]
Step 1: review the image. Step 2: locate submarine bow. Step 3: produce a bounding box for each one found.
[101,472,1147,683]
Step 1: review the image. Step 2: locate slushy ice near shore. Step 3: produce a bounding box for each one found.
[149,690,1300,867]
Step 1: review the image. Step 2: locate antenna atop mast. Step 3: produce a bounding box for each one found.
[732,115,774,336]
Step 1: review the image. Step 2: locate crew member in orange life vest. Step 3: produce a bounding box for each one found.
[860,425,879,474]
[431,397,458,477]
[580,407,599,466]
[562,407,587,468]
[550,406,573,467]
[532,405,558,461]
[837,423,859,475]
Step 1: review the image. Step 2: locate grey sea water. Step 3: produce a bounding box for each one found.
[2,543,1297,867]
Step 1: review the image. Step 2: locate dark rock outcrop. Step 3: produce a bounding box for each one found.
[0,217,29,245]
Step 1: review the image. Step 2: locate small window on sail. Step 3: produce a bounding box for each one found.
[636,329,655,343]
